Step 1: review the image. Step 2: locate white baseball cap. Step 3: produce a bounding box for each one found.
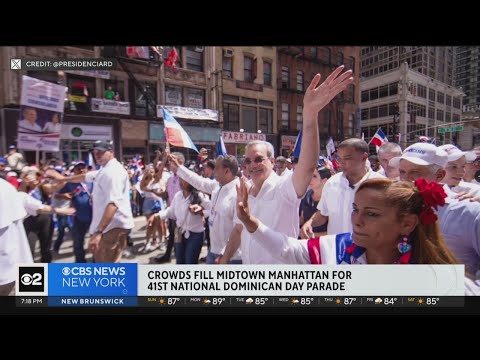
[437,144,477,162]
[389,142,448,168]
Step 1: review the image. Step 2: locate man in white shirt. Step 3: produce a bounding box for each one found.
[302,138,385,237]
[18,107,42,133]
[221,65,354,264]
[169,153,242,264]
[437,144,480,199]
[275,156,292,177]
[464,146,480,185]
[377,142,402,179]
[47,140,134,262]
[389,142,480,275]
[0,179,33,295]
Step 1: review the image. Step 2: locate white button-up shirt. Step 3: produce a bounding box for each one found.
[438,184,480,275]
[0,179,33,285]
[85,158,134,234]
[158,191,210,236]
[317,169,385,234]
[234,171,301,264]
[177,166,241,260]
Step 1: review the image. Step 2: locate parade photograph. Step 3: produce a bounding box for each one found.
[1,46,480,312]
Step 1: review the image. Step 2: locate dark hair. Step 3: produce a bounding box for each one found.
[217,155,239,176]
[317,166,331,180]
[206,160,216,171]
[338,138,369,154]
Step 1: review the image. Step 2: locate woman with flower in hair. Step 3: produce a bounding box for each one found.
[236,177,479,294]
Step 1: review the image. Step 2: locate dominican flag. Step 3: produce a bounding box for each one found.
[307,233,356,264]
[326,137,335,160]
[292,129,303,158]
[161,107,198,153]
[217,135,227,156]
[130,155,144,170]
[369,128,388,147]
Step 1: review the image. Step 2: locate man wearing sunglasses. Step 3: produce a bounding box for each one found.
[220,65,354,264]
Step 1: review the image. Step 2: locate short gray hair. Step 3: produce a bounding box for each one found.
[378,142,402,156]
[245,141,275,159]
[172,152,185,164]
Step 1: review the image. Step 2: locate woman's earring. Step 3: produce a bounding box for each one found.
[397,235,412,254]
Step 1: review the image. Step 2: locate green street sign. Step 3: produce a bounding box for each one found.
[438,125,464,133]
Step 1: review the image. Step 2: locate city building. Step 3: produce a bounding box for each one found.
[219,46,277,157]
[360,47,463,149]
[277,46,360,157]
[455,46,480,149]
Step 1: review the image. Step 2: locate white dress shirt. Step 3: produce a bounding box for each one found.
[177,165,241,260]
[317,169,385,234]
[158,191,210,237]
[0,179,33,285]
[233,171,301,264]
[85,158,134,234]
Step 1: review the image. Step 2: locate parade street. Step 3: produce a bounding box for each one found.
[30,217,209,265]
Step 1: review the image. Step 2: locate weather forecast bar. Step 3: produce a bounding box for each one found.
[15,296,464,307]
[10,58,116,71]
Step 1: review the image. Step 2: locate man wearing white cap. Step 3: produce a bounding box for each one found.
[389,142,480,275]
[437,144,480,199]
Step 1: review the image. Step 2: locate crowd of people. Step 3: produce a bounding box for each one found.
[2,64,480,296]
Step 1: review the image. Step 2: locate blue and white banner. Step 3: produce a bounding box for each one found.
[48,263,137,296]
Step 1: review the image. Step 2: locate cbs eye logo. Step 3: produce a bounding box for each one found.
[18,267,44,292]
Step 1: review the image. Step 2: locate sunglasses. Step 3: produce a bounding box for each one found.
[244,156,267,165]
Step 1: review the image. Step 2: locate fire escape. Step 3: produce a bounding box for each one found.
[103,46,161,117]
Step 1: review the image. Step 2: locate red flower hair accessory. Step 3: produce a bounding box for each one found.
[414,178,447,226]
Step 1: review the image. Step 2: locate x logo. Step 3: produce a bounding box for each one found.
[11,59,21,70]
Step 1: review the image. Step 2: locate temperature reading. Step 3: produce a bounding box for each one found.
[255,298,268,305]
[168,297,180,305]
[426,297,439,305]
[384,297,397,305]
[212,298,226,306]
[300,298,314,305]
[344,297,357,305]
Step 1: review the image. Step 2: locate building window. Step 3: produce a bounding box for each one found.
[436,109,444,121]
[259,108,273,134]
[297,105,303,130]
[310,47,317,59]
[223,56,233,78]
[446,94,452,106]
[437,91,445,104]
[67,74,95,112]
[242,106,257,133]
[244,56,254,82]
[361,90,369,102]
[348,56,355,72]
[337,111,344,138]
[185,88,204,108]
[165,85,182,106]
[417,84,427,98]
[389,82,398,96]
[133,81,156,117]
[185,46,204,72]
[281,66,289,89]
[297,71,304,91]
[336,51,344,66]
[453,97,461,109]
[281,103,290,129]
[321,47,331,64]
[348,85,355,103]
[325,109,332,134]
[429,89,435,101]
[105,79,125,101]
[223,103,239,131]
[263,61,272,86]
